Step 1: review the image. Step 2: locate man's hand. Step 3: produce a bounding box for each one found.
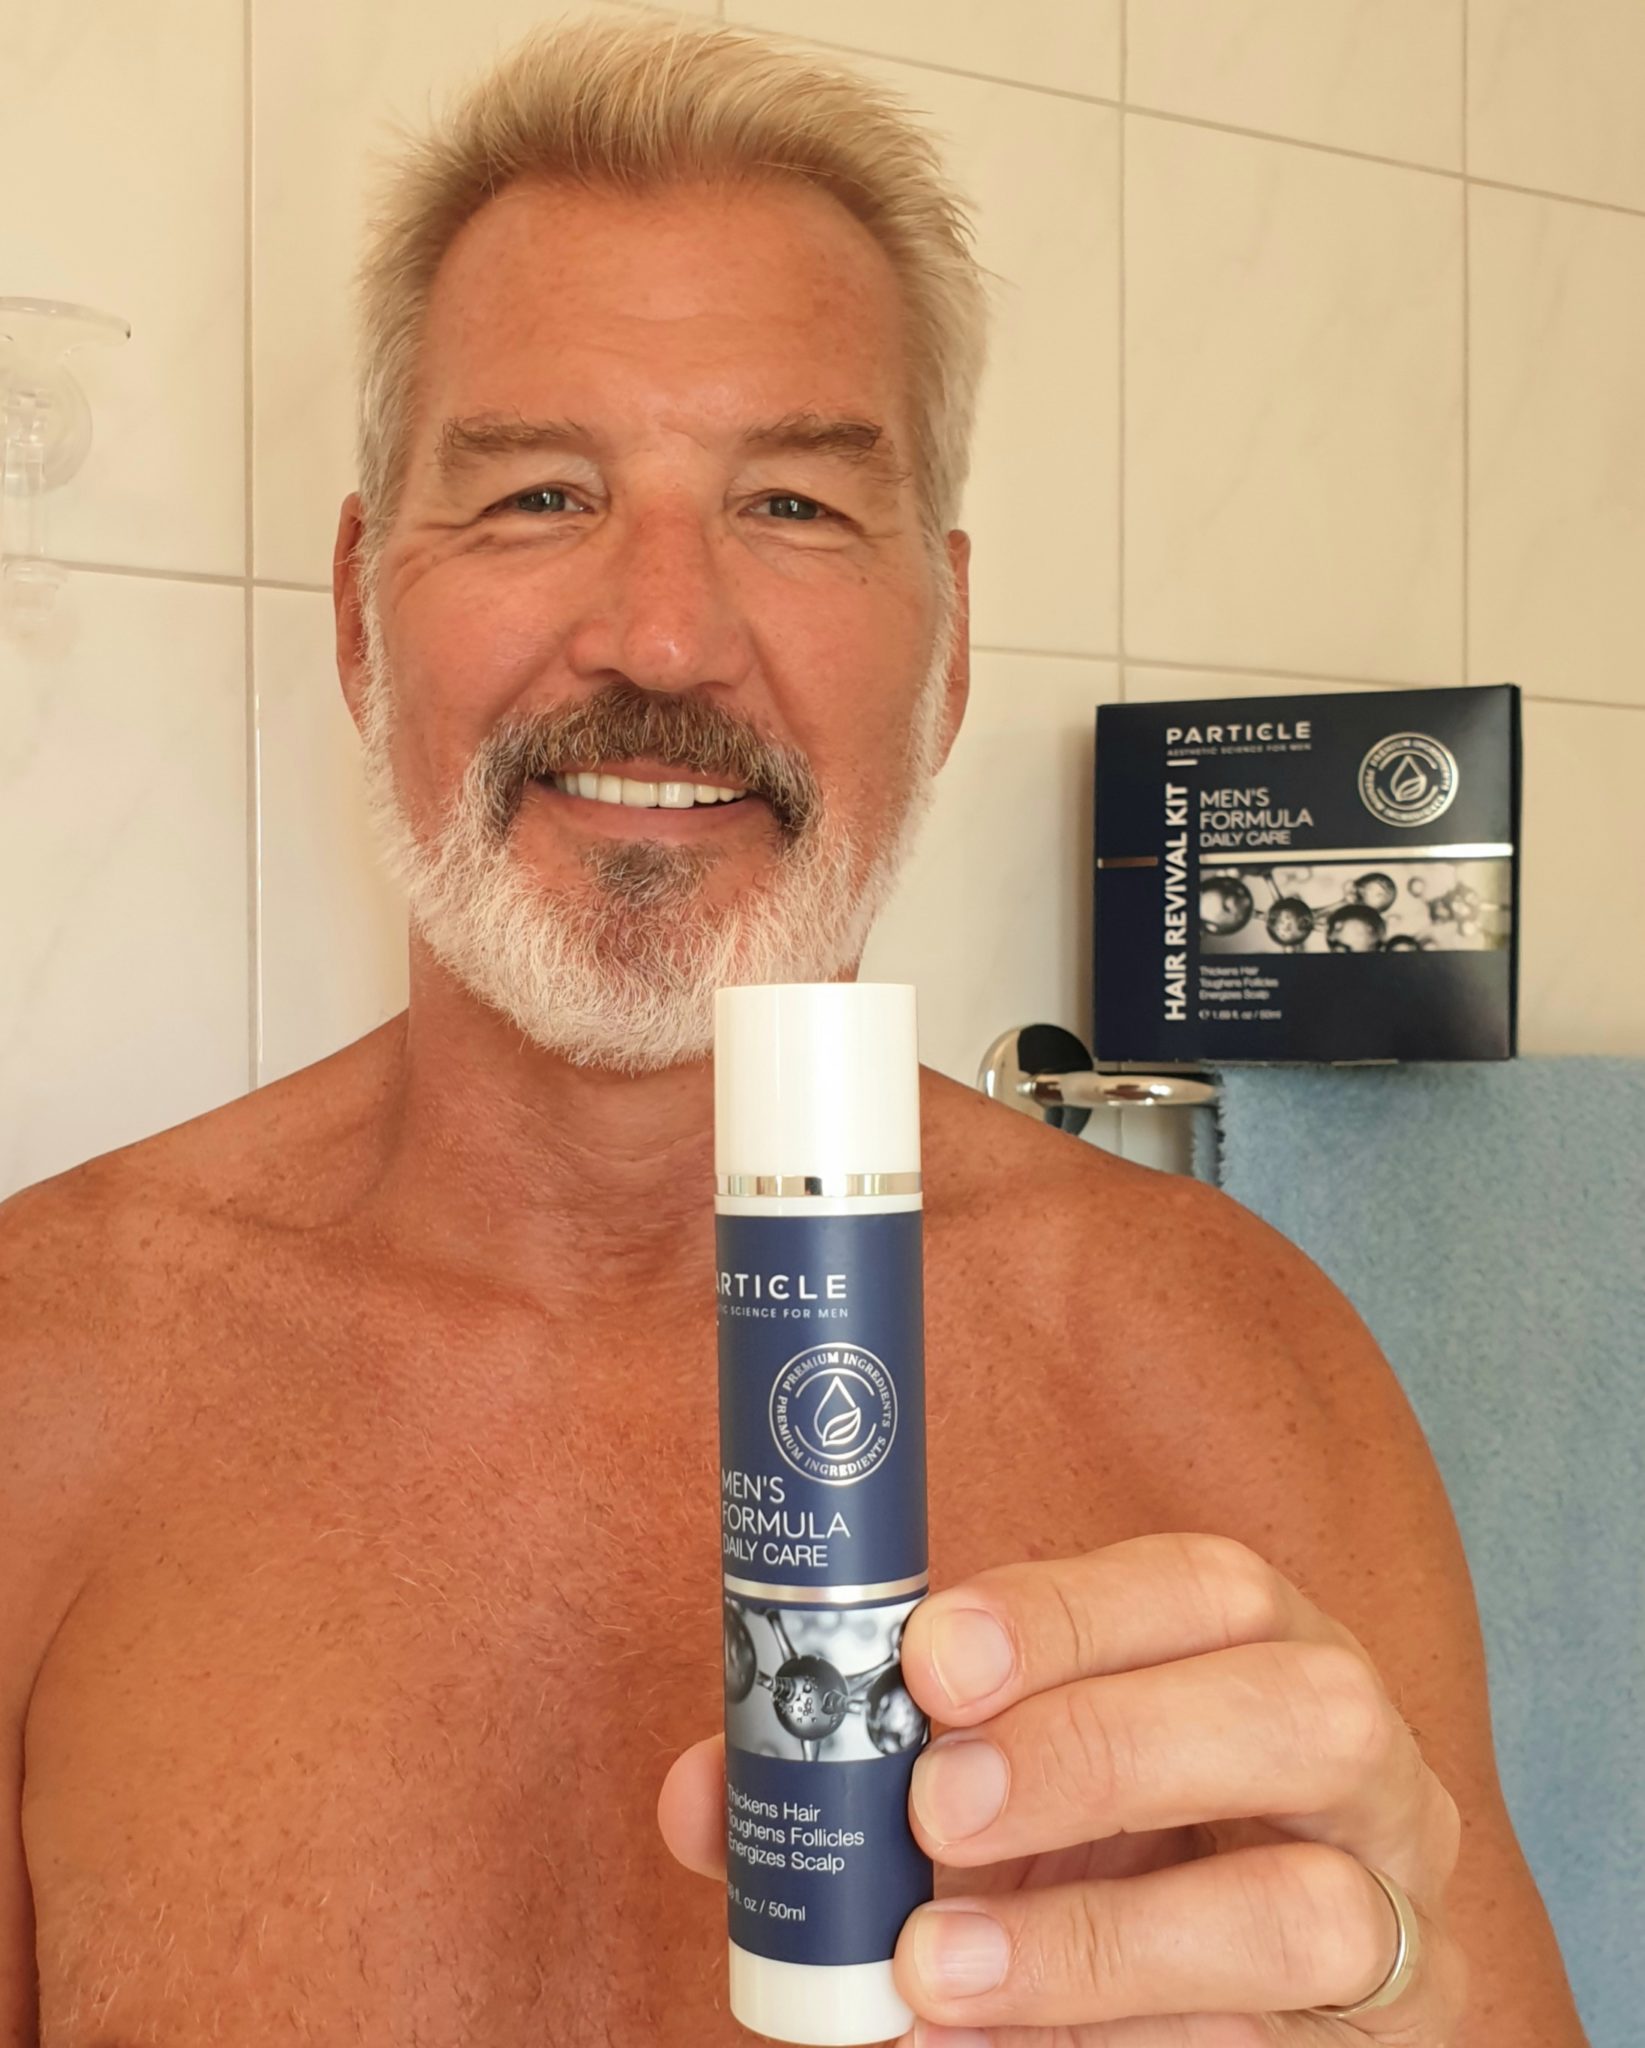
[658,1532,1469,2043]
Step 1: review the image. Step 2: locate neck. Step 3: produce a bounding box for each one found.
[362,937,720,1289]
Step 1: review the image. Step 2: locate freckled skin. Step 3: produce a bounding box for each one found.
[0,178,1579,2046]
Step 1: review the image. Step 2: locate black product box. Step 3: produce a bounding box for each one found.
[1094,685,1521,1065]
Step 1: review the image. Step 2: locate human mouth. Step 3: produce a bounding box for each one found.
[539,769,753,811]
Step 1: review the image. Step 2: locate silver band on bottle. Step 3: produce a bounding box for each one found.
[722,1570,931,1606]
[716,1171,923,1199]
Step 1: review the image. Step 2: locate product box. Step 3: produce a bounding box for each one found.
[1093,684,1521,1065]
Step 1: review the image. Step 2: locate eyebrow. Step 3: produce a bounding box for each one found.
[432,409,911,489]
[743,413,908,485]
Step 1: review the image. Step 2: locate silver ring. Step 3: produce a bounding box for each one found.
[1310,1864,1423,2019]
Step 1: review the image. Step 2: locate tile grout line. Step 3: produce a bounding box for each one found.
[1464,166,1645,224]
[970,645,1639,714]
[1461,0,1471,687]
[38,595,1645,714]
[1128,106,1645,223]
[243,0,263,1095]
[718,19,1645,223]
[59,559,252,588]
[42,558,1645,706]
[37,553,1645,719]
[1114,0,1130,1165]
[1116,1,1128,705]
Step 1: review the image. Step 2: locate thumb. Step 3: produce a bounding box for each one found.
[657,1731,727,1881]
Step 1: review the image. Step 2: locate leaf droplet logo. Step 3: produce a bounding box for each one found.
[1359,732,1458,828]
[770,1344,897,1486]
[814,1376,864,1450]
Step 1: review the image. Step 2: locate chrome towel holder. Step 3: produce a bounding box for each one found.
[978,1024,1217,1138]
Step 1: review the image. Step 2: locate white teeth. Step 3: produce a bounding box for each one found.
[553,768,749,808]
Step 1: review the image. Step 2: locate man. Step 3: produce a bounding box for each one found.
[0,15,1587,2045]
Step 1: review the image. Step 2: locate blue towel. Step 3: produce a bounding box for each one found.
[1194,1058,1645,2044]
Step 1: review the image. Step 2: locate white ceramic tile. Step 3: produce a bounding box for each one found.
[1125,119,1464,685]
[1518,700,1645,1054]
[0,1,243,576]
[256,590,408,1085]
[1115,1107,1196,1176]
[252,0,710,589]
[0,573,248,1198]
[1469,187,1645,708]
[841,54,1119,656]
[859,653,1118,1156]
[1121,667,1379,703]
[725,0,1120,98]
[1129,0,1463,169]
[1469,0,1645,212]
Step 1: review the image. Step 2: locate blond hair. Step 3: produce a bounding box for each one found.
[352,10,992,573]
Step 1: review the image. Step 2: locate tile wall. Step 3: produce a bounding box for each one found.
[4,0,1644,1194]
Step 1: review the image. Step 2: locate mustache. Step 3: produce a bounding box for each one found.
[473,683,820,840]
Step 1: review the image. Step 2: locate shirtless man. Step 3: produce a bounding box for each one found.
[1,16,1587,2047]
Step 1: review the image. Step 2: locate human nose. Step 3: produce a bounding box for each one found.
[559,495,753,697]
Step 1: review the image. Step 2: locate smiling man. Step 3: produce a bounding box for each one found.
[353,171,962,1078]
[0,15,1588,2047]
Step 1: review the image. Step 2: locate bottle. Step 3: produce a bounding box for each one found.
[714,982,931,2045]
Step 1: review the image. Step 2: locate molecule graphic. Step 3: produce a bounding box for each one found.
[1410,873,1486,940]
[725,1598,927,1764]
[1265,897,1316,948]
[1199,863,1508,954]
[1324,903,1385,953]
[1351,872,1399,913]
[1199,875,1255,937]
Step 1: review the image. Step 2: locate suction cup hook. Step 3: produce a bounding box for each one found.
[978,1023,1095,1138]
[979,1026,1219,1136]
[0,298,130,639]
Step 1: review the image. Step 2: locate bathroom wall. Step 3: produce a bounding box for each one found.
[4,0,1645,1196]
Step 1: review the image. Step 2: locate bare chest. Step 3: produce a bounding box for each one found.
[24,1282,1137,2045]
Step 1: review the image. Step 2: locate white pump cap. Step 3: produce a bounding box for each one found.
[714,982,920,1182]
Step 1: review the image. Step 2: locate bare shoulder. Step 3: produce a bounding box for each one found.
[1,1017,393,1313]
[0,1117,249,1604]
[0,1145,194,1508]
[0,1020,403,1569]
[921,1065,1439,1557]
[923,1063,1321,1340]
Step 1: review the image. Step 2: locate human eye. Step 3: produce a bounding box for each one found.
[485,485,587,517]
[749,492,838,523]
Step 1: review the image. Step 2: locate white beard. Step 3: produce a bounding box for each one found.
[355,587,955,1073]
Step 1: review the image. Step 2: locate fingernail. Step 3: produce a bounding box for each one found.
[912,1736,1009,1842]
[928,1606,1015,1708]
[912,1904,1010,1998]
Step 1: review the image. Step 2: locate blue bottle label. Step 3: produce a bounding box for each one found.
[717,1210,931,1966]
